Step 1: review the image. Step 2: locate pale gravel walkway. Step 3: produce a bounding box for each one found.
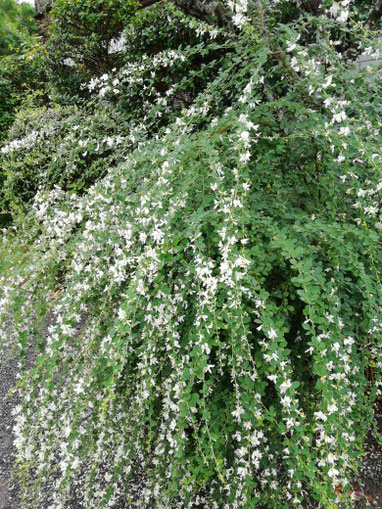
[0,339,29,509]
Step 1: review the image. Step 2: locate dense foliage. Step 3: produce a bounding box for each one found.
[0,0,37,56]
[0,1,382,508]
[0,0,39,144]
[45,0,140,95]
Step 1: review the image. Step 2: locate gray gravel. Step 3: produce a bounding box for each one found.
[0,341,33,509]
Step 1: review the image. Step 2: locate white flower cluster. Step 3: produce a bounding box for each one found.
[1,126,54,155]
[328,0,352,23]
[227,0,249,28]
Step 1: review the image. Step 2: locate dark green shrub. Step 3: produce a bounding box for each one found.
[0,0,39,142]
[44,0,139,96]
[1,102,136,220]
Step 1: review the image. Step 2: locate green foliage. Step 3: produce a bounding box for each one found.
[122,1,217,59]
[0,43,48,223]
[45,0,140,94]
[0,0,39,143]
[1,1,382,508]
[0,0,37,56]
[1,102,135,219]
[0,46,46,140]
[1,3,226,221]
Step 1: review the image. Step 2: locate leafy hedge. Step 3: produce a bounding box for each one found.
[0,3,227,222]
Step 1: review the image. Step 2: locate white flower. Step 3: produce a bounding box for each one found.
[327,466,339,478]
[240,130,250,141]
[232,12,247,28]
[327,453,336,465]
[64,57,75,67]
[152,228,164,244]
[286,42,297,52]
[314,411,327,421]
[337,9,349,22]
[290,57,299,71]
[118,308,126,321]
[322,76,333,89]
[332,111,347,123]
[281,396,292,408]
[74,378,84,395]
[62,324,75,336]
[201,343,211,355]
[327,402,338,414]
[99,86,110,98]
[205,363,214,374]
[232,406,245,422]
[339,126,350,136]
[239,151,251,162]
[279,380,292,394]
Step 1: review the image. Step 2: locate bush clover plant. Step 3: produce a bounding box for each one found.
[0,1,382,508]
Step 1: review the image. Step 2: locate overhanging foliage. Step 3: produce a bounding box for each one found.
[0,1,382,508]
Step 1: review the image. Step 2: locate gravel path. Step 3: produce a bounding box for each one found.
[355,399,382,508]
[0,342,27,509]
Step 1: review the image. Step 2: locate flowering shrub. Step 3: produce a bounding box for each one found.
[0,41,48,224]
[1,102,138,220]
[1,3,228,223]
[1,1,382,508]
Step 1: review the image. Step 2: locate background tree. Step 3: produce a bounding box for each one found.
[0,0,39,143]
[0,0,37,56]
[0,1,45,224]
[45,0,140,95]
